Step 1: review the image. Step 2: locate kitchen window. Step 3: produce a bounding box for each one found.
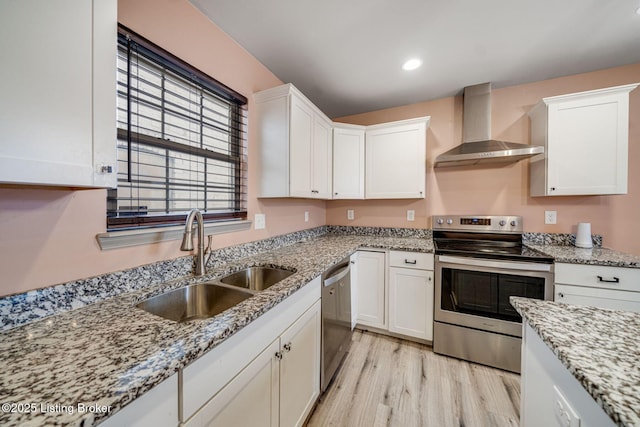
[108,26,248,231]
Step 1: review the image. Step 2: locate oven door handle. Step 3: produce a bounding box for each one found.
[437,255,553,272]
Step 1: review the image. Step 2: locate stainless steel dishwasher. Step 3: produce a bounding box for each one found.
[321,256,353,392]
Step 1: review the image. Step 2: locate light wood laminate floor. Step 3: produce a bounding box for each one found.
[306,330,520,427]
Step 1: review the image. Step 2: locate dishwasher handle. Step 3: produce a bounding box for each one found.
[324,264,350,287]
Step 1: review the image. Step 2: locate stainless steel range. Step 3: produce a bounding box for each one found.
[432,215,554,373]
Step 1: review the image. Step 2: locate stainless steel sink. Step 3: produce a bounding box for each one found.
[219,266,294,291]
[136,283,253,322]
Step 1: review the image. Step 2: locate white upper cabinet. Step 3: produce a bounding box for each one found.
[529,83,638,196]
[255,84,333,199]
[332,124,365,199]
[0,0,117,188]
[365,118,429,199]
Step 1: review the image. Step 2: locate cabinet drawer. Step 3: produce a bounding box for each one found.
[555,263,640,292]
[389,251,433,270]
[555,284,640,312]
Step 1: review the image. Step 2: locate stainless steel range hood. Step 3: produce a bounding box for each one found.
[434,82,544,168]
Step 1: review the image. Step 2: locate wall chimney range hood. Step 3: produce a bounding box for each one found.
[434,82,544,167]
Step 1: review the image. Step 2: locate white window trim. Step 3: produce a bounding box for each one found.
[96,219,252,250]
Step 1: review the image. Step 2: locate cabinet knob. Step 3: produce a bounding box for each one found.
[558,292,564,299]
[275,351,283,360]
[283,342,292,353]
[550,187,556,192]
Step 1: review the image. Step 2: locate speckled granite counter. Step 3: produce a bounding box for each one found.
[527,244,640,268]
[0,233,432,426]
[511,297,640,427]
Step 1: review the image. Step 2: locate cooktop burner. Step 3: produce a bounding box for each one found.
[432,215,553,263]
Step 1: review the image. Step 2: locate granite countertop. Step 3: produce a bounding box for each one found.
[0,234,432,426]
[528,244,640,268]
[511,297,640,427]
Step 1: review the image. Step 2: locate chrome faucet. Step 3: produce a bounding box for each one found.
[181,209,206,276]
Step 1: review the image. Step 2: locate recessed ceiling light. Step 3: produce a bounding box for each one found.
[402,58,422,71]
[636,6,640,14]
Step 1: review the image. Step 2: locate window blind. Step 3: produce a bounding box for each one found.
[108,27,248,230]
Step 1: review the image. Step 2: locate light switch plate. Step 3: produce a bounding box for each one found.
[254,213,266,230]
[304,211,309,222]
[347,209,355,221]
[407,210,415,221]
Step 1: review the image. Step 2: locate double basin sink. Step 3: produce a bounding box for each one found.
[137,267,294,323]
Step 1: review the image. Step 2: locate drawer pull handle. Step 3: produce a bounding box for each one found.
[597,276,620,283]
[404,259,417,265]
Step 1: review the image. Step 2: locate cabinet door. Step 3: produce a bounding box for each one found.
[547,94,627,195]
[389,268,433,340]
[333,126,365,199]
[289,95,314,197]
[185,340,280,427]
[555,284,640,312]
[355,251,387,328]
[0,0,116,188]
[365,122,426,199]
[312,115,333,199]
[530,84,637,196]
[279,300,321,427]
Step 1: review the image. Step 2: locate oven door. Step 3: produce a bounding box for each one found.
[435,255,554,337]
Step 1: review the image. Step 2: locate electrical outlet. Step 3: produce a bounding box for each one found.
[347,209,355,221]
[545,210,557,225]
[407,210,415,221]
[304,211,309,222]
[254,213,266,230]
[553,386,580,427]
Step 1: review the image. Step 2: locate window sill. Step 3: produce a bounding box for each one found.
[96,220,252,250]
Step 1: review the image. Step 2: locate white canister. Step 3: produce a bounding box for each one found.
[575,223,593,248]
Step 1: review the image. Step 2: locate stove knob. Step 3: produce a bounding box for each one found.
[511,220,518,227]
[446,218,453,225]
[499,220,506,226]
[436,218,444,225]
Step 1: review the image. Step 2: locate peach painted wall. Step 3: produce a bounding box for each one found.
[329,63,640,255]
[0,0,325,297]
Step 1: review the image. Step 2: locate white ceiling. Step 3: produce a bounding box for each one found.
[189,0,640,118]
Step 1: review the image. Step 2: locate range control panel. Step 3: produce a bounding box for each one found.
[432,215,523,233]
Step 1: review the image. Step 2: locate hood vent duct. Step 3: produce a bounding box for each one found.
[434,82,544,168]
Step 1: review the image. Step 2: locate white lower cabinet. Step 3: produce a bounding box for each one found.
[184,296,321,427]
[388,267,434,341]
[185,340,280,427]
[555,284,640,312]
[354,250,434,342]
[521,323,614,427]
[554,263,640,312]
[278,301,321,427]
[354,250,387,329]
[388,251,434,341]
